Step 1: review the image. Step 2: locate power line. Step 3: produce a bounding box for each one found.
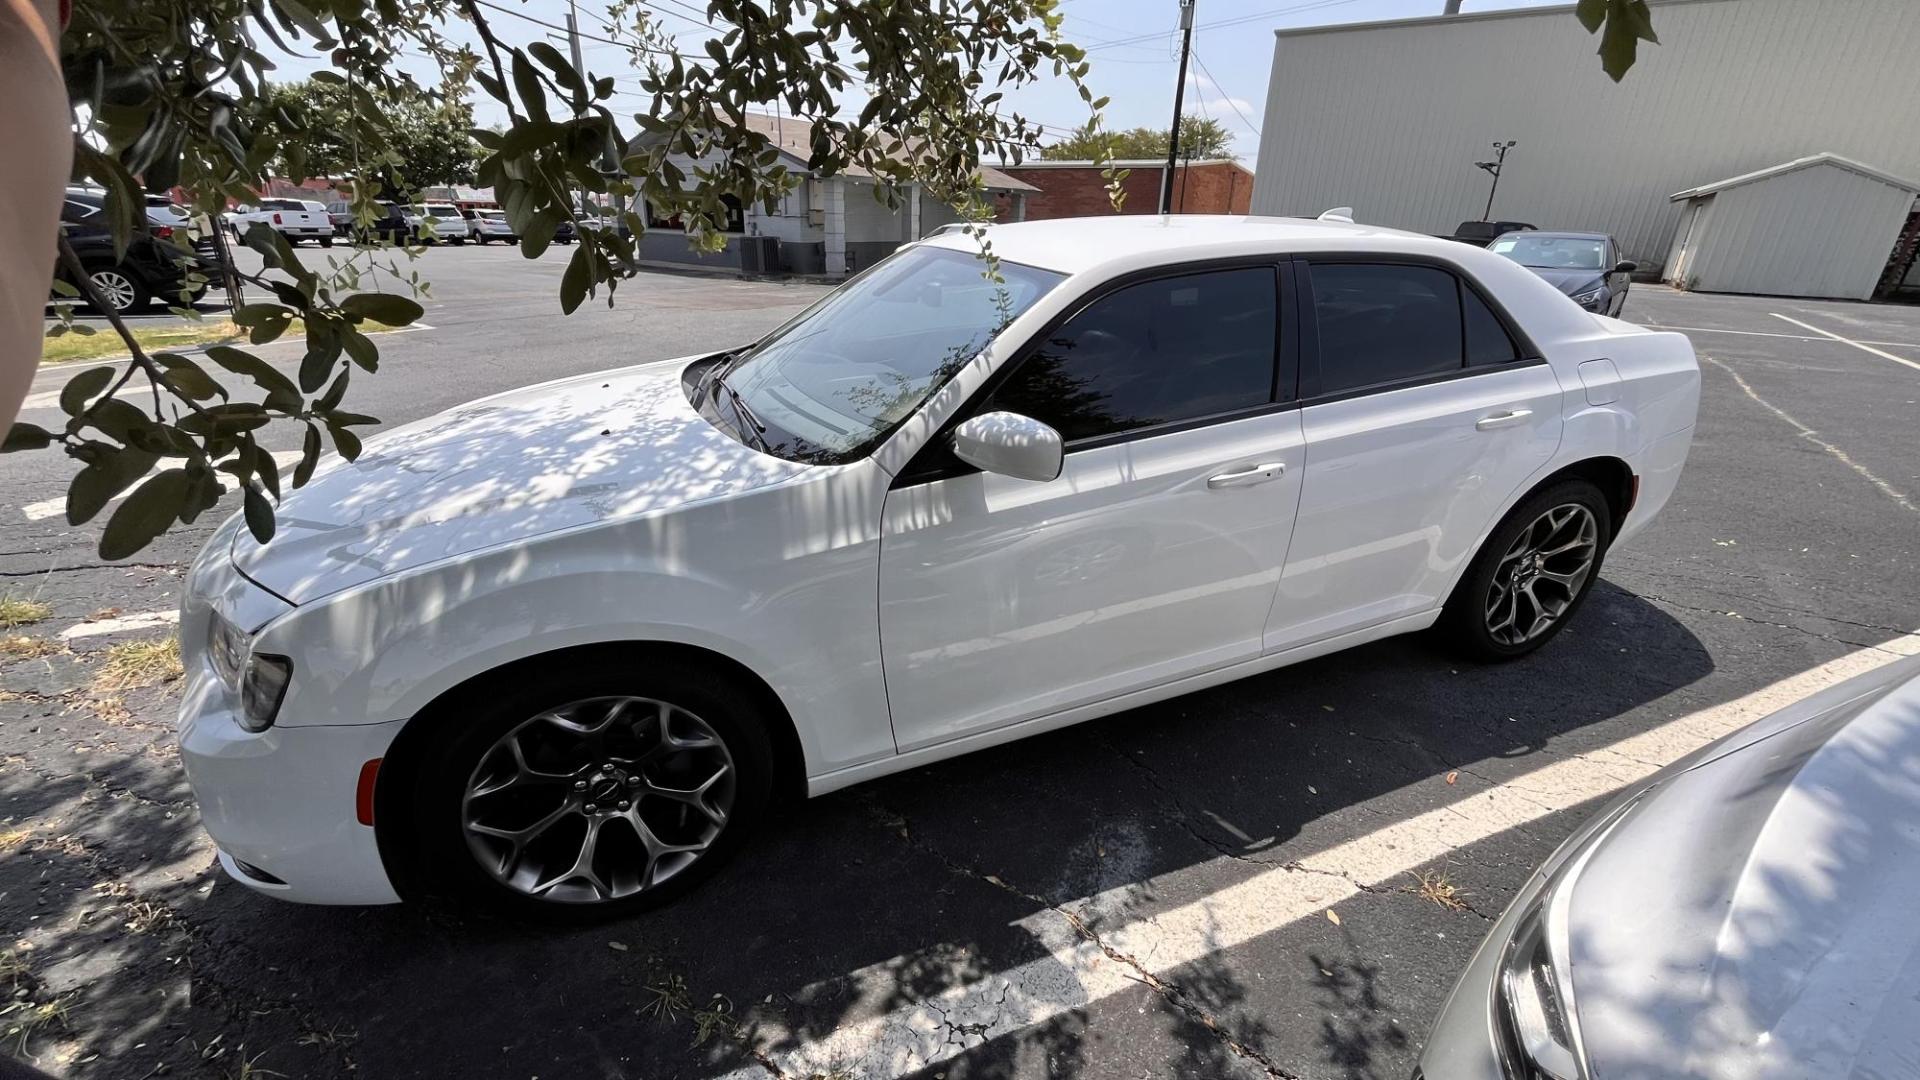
[1193,50,1260,139]
[1086,0,1367,53]
[469,0,679,55]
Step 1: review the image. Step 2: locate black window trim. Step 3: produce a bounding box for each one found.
[892,254,1299,489]
[1292,252,1545,407]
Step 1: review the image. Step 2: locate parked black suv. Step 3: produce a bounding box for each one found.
[55,190,220,314]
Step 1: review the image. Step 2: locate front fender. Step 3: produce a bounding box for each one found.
[252,465,898,779]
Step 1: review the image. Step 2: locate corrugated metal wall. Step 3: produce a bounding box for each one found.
[1676,165,1917,298]
[1250,0,1920,272]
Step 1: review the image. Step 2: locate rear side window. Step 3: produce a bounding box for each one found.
[1308,264,1462,392]
[987,266,1278,443]
[1464,285,1521,365]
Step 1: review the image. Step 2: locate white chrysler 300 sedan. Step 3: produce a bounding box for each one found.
[177,215,1699,917]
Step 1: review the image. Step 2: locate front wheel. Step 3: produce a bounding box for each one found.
[397,654,775,920]
[1436,479,1611,661]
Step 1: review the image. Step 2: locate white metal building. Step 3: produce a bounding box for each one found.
[1250,0,1920,279]
[1665,154,1920,299]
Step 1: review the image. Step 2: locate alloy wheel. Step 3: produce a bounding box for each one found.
[88,270,139,311]
[1485,503,1598,646]
[461,696,736,904]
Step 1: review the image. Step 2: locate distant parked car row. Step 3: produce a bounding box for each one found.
[1441,220,1636,316]
[236,198,578,248]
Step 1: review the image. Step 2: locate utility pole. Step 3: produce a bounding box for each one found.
[1475,139,1516,221]
[1158,0,1197,215]
[565,2,590,220]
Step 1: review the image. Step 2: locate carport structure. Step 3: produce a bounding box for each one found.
[1665,153,1920,300]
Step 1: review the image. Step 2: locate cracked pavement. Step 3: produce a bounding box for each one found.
[4,263,1918,1079]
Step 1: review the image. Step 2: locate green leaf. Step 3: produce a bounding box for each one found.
[339,292,424,326]
[67,447,160,526]
[206,346,301,410]
[243,483,277,543]
[60,367,116,417]
[2,422,54,452]
[327,420,363,461]
[293,423,322,488]
[342,326,379,371]
[99,469,190,560]
[512,49,549,123]
[74,145,141,262]
[299,322,343,393]
[151,352,227,401]
[529,41,585,97]
[231,302,295,328]
[178,403,273,437]
[1574,0,1607,31]
[560,242,591,314]
[253,441,282,500]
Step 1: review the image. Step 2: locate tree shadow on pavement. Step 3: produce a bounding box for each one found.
[2,577,1712,1079]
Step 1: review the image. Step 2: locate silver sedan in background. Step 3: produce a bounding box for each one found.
[1420,653,1920,1080]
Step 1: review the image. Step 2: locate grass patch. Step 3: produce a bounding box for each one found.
[0,636,60,660]
[94,636,182,693]
[43,318,404,365]
[0,597,53,629]
[1407,869,1471,913]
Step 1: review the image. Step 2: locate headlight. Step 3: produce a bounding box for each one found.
[205,611,292,732]
[1570,287,1606,309]
[1493,798,1637,1080]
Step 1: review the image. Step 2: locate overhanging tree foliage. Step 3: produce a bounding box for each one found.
[1041,117,1234,163]
[5,0,1661,559]
[264,79,482,188]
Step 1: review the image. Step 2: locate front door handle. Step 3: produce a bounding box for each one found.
[1207,462,1287,489]
[1475,409,1533,431]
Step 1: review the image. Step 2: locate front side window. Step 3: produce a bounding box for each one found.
[987,267,1279,443]
[1309,263,1463,393]
[716,246,1064,464]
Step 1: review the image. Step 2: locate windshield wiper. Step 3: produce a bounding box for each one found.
[712,371,770,452]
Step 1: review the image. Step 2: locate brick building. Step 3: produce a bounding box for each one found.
[991,158,1254,221]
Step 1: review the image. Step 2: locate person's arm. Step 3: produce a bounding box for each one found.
[0,0,68,434]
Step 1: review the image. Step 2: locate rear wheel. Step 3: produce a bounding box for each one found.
[320,236,334,248]
[85,267,150,314]
[396,654,775,920]
[1436,479,1610,661]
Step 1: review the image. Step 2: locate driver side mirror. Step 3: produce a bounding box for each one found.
[952,411,1063,483]
[1613,260,1638,275]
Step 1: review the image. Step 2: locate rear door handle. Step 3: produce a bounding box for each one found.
[1475,409,1533,431]
[1207,462,1287,489]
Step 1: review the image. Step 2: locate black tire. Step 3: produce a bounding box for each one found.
[476,235,489,245]
[320,236,334,248]
[1435,479,1612,662]
[392,651,776,922]
[83,266,152,315]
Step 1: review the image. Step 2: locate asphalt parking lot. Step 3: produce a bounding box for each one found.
[4,249,1919,1079]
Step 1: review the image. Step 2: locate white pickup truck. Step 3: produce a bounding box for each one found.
[225,198,335,246]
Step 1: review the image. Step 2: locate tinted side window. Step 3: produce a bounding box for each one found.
[1464,285,1520,365]
[988,267,1277,443]
[1309,264,1462,392]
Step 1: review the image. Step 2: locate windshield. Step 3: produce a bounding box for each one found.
[1491,235,1607,271]
[716,245,1064,464]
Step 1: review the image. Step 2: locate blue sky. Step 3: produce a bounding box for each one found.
[272,0,1569,163]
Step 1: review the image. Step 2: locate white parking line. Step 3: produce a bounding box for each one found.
[20,449,307,522]
[59,609,179,640]
[18,322,435,410]
[1769,313,1920,373]
[1703,355,1917,515]
[722,631,1920,1079]
[1641,323,1920,350]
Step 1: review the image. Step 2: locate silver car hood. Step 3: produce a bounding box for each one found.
[231,357,806,604]
[1567,657,1920,1080]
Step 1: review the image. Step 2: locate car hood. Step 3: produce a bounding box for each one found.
[1566,656,1920,1080]
[1525,267,1606,296]
[231,357,808,604]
